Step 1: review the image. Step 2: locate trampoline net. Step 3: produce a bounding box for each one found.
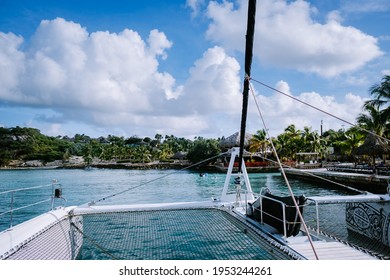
[72,208,296,260]
[4,203,389,260]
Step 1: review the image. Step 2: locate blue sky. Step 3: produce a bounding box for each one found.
[0,0,389,139]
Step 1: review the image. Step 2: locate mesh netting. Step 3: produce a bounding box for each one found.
[4,215,83,260]
[303,202,390,259]
[73,208,296,260]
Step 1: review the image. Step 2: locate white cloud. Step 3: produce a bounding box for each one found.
[205,0,383,78]
[206,0,245,52]
[186,0,206,18]
[0,14,372,139]
[247,80,365,136]
[0,18,244,138]
[382,70,390,76]
[147,29,173,60]
[0,32,25,100]
[326,10,343,23]
[182,46,241,115]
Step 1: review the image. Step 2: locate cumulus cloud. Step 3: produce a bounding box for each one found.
[0,11,372,139]
[0,32,25,100]
[0,19,174,132]
[1,18,174,113]
[205,0,383,78]
[0,17,244,138]
[182,46,241,114]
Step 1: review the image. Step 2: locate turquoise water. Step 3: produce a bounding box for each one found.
[0,168,350,232]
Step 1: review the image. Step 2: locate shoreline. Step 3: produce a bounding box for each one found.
[2,159,388,194]
[0,160,281,172]
[0,159,215,171]
[1,157,277,172]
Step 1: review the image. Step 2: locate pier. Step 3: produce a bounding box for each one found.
[284,167,389,194]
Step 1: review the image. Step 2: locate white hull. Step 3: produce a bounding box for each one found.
[0,207,83,260]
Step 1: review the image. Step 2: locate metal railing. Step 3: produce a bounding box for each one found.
[248,189,309,240]
[0,180,65,229]
[254,193,288,239]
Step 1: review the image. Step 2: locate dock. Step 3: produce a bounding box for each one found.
[284,167,389,193]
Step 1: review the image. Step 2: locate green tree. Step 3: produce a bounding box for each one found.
[364,75,390,122]
[131,145,152,163]
[345,128,365,156]
[361,75,390,141]
[300,126,325,154]
[157,142,174,161]
[274,124,302,160]
[249,129,268,154]
[154,134,163,145]
[357,103,386,136]
[186,138,221,164]
[274,133,291,161]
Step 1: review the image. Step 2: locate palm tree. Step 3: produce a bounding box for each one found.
[285,124,303,151]
[285,124,301,138]
[357,103,386,136]
[154,134,163,146]
[322,129,345,154]
[158,142,174,161]
[300,126,326,154]
[249,129,268,154]
[273,124,304,161]
[274,133,292,161]
[336,127,365,157]
[356,75,390,165]
[362,75,390,142]
[364,75,390,122]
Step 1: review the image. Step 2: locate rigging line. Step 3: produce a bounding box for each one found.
[249,81,320,260]
[250,77,390,143]
[70,221,121,260]
[86,151,230,206]
[0,183,52,195]
[245,150,367,194]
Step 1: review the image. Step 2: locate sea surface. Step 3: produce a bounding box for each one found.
[0,167,351,232]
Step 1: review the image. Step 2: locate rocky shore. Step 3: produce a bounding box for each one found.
[1,156,206,170]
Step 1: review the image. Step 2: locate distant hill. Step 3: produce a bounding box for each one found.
[0,126,73,166]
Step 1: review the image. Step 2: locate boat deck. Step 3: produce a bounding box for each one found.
[287,236,377,260]
[235,205,381,260]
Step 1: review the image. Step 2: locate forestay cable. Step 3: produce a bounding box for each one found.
[248,81,320,260]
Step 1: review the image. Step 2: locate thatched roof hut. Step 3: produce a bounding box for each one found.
[171,151,187,160]
[352,132,390,164]
[219,132,253,149]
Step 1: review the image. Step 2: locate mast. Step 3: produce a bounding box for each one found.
[238,0,256,173]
